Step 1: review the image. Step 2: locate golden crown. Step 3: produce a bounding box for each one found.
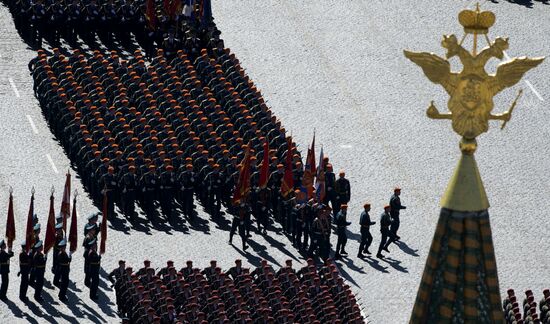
[458,5,495,34]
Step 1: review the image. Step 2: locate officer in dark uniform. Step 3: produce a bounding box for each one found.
[0,240,14,300]
[389,187,406,240]
[52,222,64,286]
[334,170,351,216]
[357,203,376,258]
[206,164,223,218]
[83,223,98,287]
[177,163,196,219]
[18,240,31,302]
[140,164,158,217]
[119,165,137,219]
[377,205,396,259]
[87,239,101,300]
[334,205,350,260]
[108,260,126,313]
[229,202,249,251]
[159,164,176,219]
[32,240,46,302]
[307,214,322,258]
[324,164,337,213]
[56,239,71,302]
[101,166,118,218]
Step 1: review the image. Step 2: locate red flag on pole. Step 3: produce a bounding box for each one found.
[280,137,295,197]
[100,191,108,255]
[170,0,182,19]
[25,191,35,253]
[258,138,269,189]
[303,133,316,198]
[44,191,56,254]
[145,0,157,30]
[232,148,252,205]
[60,171,71,234]
[5,189,15,249]
[69,195,78,253]
[315,146,326,202]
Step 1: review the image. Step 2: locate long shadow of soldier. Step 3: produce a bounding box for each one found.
[394,240,419,257]
[23,298,61,324]
[332,259,363,288]
[65,289,106,323]
[1,298,40,324]
[379,257,409,273]
[263,233,301,262]
[247,240,282,268]
[34,289,79,323]
[360,255,390,274]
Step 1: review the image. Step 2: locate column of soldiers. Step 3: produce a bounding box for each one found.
[6,0,221,59]
[0,212,105,303]
[503,288,550,324]
[109,258,364,323]
[30,46,304,234]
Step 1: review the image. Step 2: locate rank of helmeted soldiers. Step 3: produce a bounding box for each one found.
[6,0,219,58]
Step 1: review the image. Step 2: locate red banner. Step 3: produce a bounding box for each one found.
[5,191,15,248]
[44,193,56,254]
[69,196,78,253]
[100,191,108,255]
[281,137,295,197]
[24,192,35,253]
[60,171,71,234]
[232,148,252,205]
[258,138,269,189]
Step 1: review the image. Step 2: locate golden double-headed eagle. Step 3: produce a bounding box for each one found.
[404,5,544,140]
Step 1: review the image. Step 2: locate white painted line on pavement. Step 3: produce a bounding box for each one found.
[340,144,353,149]
[502,51,544,102]
[524,80,544,102]
[9,77,20,97]
[46,154,59,173]
[26,115,38,134]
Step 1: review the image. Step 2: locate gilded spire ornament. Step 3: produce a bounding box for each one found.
[404,4,544,323]
[404,3,543,211]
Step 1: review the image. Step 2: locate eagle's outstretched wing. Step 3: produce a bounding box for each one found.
[491,57,544,94]
[403,50,454,94]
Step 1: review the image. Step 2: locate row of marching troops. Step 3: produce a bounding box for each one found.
[29,44,410,260]
[0,195,106,304]
[29,46,308,231]
[6,0,218,58]
[503,288,550,324]
[108,258,364,323]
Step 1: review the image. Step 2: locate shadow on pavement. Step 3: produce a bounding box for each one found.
[394,240,419,257]
[379,257,409,273]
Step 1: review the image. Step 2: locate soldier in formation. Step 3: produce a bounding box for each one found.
[110,258,364,322]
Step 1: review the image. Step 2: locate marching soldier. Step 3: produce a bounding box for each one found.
[83,223,98,287]
[140,164,158,217]
[32,240,46,302]
[206,164,223,218]
[0,240,14,300]
[334,205,350,260]
[334,170,351,215]
[18,241,31,302]
[119,165,138,219]
[377,205,396,259]
[101,166,118,218]
[56,240,71,302]
[229,202,249,251]
[357,203,376,258]
[389,187,406,240]
[159,164,176,219]
[177,163,196,219]
[52,223,64,285]
[87,239,101,300]
[108,260,126,314]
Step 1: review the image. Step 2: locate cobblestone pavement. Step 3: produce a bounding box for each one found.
[0,0,549,323]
